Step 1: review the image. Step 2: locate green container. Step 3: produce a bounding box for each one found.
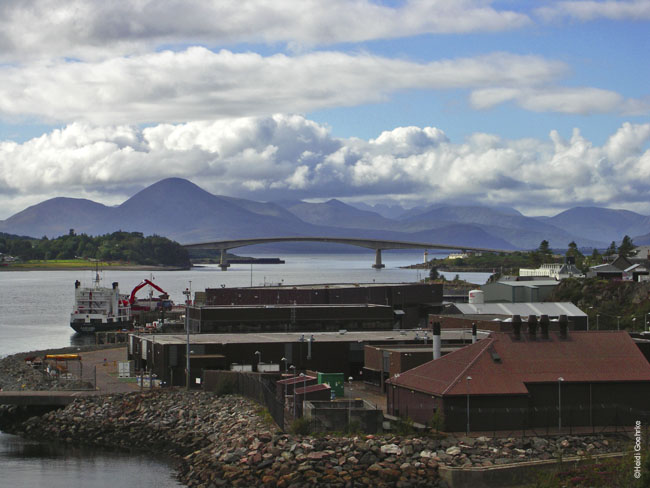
[317,372,345,399]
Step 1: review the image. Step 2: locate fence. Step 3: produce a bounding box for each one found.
[442,404,650,438]
[41,358,96,390]
[203,370,285,431]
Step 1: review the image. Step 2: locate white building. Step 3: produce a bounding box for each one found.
[519,263,583,280]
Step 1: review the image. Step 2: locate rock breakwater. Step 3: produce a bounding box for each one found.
[4,389,631,487]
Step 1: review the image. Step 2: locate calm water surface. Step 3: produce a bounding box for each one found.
[0,253,490,487]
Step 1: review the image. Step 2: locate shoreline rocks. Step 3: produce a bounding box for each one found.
[2,389,632,487]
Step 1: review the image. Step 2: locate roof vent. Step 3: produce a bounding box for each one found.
[527,315,538,339]
[512,315,522,340]
[490,350,502,363]
[559,314,569,339]
[539,314,550,339]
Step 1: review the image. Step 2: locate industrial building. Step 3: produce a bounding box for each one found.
[386,323,650,432]
[480,280,559,303]
[186,303,396,333]
[363,326,488,392]
[439,301,588,330]
[196,282,443,330]
[128,328,467,387]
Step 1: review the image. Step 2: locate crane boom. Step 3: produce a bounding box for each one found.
[129,279,169,304]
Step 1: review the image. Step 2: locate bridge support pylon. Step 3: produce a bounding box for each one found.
[219,249,230,270]
[372,248,385,269]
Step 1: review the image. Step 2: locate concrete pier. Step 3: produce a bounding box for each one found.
[219,249,230,270]
[372,248,385,269]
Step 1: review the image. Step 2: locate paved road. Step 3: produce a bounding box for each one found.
[80,346,140,394]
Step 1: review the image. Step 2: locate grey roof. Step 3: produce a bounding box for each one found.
[589,263,622,273]
[451,302,586,317]
[490,280,559,288]
[134,328,491,346]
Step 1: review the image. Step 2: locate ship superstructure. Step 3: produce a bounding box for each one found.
[70,268,131,333]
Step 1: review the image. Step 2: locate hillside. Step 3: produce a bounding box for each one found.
[1,177,650,252]
[548,278,650,331]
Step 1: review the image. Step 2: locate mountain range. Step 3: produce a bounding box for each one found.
[2,177,650,251]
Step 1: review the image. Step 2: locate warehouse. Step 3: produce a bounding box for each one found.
[386,323,650,432]
[198,282,443,329]
[440,301,588,330]
[129,329,470,387]
[186,303,395,333]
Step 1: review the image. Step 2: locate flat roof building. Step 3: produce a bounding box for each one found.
[197,282,443,329]
[440,302,588,330]
[128,329,475,387]
[481,280,559,303]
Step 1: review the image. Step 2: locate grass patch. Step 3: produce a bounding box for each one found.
[9,259,117,269]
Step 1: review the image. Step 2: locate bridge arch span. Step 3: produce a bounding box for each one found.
[183,236,511,270]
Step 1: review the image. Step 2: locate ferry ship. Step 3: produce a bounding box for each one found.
[70,270,132,334]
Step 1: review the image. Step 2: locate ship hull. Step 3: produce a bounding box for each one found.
[70,318,132,334]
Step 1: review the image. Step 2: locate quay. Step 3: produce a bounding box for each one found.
[0,346,138,408]
[0,390,97,407]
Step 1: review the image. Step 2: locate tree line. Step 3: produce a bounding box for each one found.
[0,230,190,267]
[426,235,639,278]
[540,235,636,271]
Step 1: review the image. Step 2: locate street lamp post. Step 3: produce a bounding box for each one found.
[281,357,287,406]
[184,281,192,390]
[632,317,637,331]
[255,350,261,371]
[558,377,565,432]
[348,376,353,431]
[289,365,296,417]
[587,306,593,331]
[297,373,305,418]
[617,316,621,331]
[466,376,472,434]
[596,314,600,331]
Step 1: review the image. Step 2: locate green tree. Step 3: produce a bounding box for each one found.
[538,240,552,256]
[618,235,635,257]
[604,241,617,256]
[566,241,585,269]
[429,267,439,281]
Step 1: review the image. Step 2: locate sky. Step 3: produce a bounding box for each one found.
[0,0,649,220]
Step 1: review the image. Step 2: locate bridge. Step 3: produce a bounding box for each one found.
[183,237,512,270]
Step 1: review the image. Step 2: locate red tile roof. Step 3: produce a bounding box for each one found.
[387,331,650,396]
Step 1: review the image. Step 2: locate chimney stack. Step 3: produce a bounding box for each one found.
[472,323,477,344]
[512,315,522,340]
[433,321,441,360]
[559,315,568,339]
[539,314,550,339]
[527,315,538,339]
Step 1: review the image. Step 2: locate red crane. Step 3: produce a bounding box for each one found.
[129,279,171,311]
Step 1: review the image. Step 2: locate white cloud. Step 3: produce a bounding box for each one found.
[0,49,567,124]
[470,86,647,115]
[1,116,650,218]
[0,1,530,62]
[537,1,650,21]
